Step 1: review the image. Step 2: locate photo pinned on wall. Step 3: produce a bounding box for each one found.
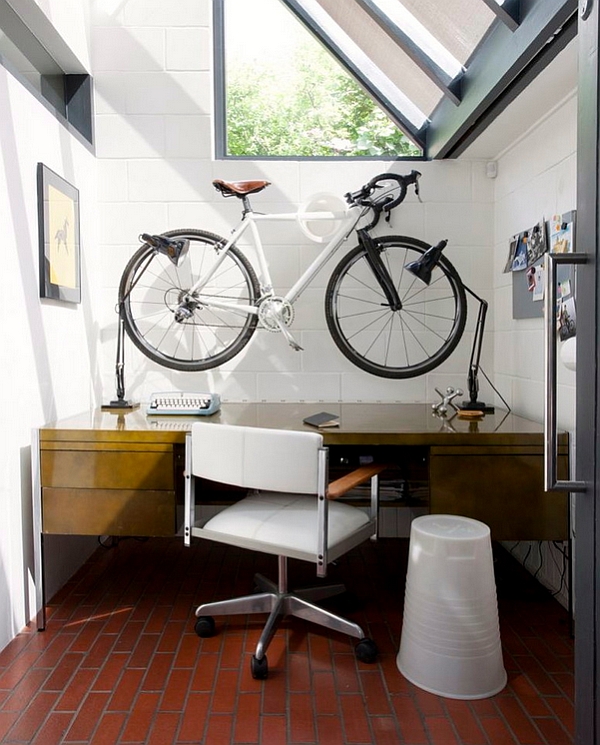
[557,295,576,341]
[526,263,545,302]
[37,163,81,304]
[504,219,549,273]
[504,231,529,272]
[549,212,575,253]
[526,221,547,265]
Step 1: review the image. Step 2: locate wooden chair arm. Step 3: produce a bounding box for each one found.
[327,463,388,500]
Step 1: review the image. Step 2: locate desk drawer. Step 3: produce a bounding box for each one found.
[429,451,568,540]
[41,449,174,490]
[42,488,176,536]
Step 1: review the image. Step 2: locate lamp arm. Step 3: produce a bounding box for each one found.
[101,301,138,410]
[462,286,491,410]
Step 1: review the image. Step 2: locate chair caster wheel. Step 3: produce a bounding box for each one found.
[251,654,268,680]
[195,616,216,638]
[355,638,378,663]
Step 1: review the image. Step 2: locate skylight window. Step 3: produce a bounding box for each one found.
[294,0,428,128]
[368,0,464,79]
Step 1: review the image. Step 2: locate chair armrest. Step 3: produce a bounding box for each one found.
[327,463,388,500]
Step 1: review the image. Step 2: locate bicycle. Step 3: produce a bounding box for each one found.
[118,171,468,379]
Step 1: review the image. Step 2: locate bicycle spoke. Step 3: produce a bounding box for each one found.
[326,237,466,378]
[121,231,259,371]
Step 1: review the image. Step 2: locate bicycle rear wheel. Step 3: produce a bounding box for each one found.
[325,235,467,378]
[119,229,260,371]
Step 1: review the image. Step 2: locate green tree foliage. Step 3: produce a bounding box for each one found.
[226,42,420,158]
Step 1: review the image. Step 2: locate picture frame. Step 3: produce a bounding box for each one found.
[37,163,81,303]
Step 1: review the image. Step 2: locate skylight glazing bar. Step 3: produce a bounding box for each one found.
[282,0,428,141]
[355,0,463,104]
[479,0,520,30]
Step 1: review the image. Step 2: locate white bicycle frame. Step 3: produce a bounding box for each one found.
[184,201,368,318]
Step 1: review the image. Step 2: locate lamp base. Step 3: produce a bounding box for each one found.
[459,400,495,414]
[101,399,140,412]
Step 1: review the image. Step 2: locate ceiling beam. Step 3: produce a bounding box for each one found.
[426,0,577,159]
[354,0,462,105]
[480,0,521,31]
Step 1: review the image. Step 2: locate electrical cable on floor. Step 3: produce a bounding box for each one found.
[533,541,544,579]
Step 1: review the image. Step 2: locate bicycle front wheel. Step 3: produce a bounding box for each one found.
[119,229,260,371]
[325,235,467,378]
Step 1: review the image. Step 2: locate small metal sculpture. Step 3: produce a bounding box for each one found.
[432,386,463,416]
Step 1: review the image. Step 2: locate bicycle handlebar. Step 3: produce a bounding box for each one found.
[345,170,421,224]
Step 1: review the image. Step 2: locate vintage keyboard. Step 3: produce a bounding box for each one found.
[146,392,221,416]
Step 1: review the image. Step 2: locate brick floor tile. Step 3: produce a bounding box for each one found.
[443,699,487,745]
[147,711,181,745]
[64,692,110,742]
[88,712,127,745]
[233,691,260,743]
[534,717,573,745]
[360,669,393,716]
[92,653,129,693]
[56,668,98,712]
[313,671,339,715]
[119,691,160,742]
[1,668,51,712]
[204,713,233,745]
[5,691,59,741]
[107,668,144,712]
[371,715,402,744]
[142,652,175,692]
[30,711,74,745]
[391,695,429,744]
[160,668,193,712]
[288,652,311,692]
[177,691,210,742]
[340,693,371,744]
[211,668,239,714]
[316,713,345,745]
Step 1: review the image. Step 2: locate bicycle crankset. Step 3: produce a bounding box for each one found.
[258,297,302,351]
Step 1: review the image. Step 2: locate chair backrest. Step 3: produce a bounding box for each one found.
[191,423,324,494]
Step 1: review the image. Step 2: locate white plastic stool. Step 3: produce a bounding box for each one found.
[397,514,507,699]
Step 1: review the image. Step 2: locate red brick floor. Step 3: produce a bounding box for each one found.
[0,538,573,744]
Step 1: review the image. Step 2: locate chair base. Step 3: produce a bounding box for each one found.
[194,557,368,664]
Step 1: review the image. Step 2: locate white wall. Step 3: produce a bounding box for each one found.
[0,2,99,652]
[91,1,495,408]
[492,93,577,605]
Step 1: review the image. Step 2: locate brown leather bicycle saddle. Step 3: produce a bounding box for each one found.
[213,179,271,197]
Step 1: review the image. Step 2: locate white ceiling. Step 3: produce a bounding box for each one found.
[460,37,577,160]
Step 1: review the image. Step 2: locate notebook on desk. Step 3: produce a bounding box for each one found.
[303,411,340,428]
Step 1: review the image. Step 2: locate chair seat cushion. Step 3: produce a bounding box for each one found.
[202,492,370,555]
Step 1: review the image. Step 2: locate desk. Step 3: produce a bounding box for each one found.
[33,403,569,627]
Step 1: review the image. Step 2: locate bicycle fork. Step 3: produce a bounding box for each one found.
[357,229,402,310]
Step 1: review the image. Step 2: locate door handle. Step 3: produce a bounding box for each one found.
[544,252,587,492]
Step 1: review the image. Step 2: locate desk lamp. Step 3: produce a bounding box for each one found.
[101,305,138,411]
[405,242,495,414]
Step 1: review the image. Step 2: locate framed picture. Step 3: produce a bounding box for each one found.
[37,163,81,303]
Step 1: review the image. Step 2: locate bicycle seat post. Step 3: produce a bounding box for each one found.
[241,195,253,216]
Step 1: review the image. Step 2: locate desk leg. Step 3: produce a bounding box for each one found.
[31,429,46,631]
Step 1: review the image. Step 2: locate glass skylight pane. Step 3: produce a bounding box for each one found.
[370,0,463,79]
[400,0,496,65]
[302,0,430,127]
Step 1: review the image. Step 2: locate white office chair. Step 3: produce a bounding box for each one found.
[184,422,385,679]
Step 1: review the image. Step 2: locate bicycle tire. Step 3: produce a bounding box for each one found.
[119,229,260,372]
[325,235,467,378]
